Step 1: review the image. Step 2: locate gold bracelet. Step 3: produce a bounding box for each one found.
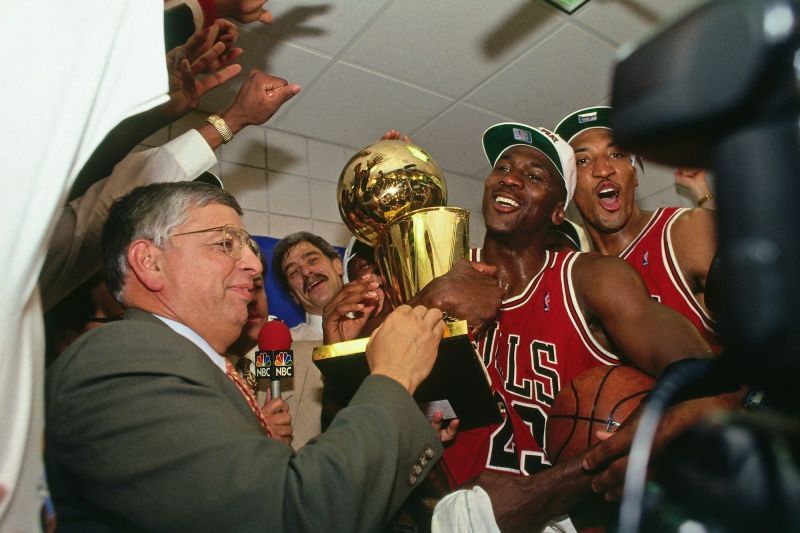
[697,193,714,208]
[206,114,233,143]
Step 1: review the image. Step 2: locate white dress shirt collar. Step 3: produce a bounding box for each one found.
[152,314,227,373]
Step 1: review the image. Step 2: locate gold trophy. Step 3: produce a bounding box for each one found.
[312,139,500,429]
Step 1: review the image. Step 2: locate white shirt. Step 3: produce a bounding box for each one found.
[290,313,324,342]
[40,129,217,310]
[0,2,166,529]
[154,314,228,373]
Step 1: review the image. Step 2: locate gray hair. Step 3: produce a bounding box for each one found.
[102,181,243,301]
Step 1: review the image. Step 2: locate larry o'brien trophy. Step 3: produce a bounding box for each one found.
[312,139,501,430]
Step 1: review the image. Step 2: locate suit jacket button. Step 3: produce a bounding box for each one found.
[414,464,423,475]
[409,474,418,485]
[420,456,429,466]
[425,447,434,459]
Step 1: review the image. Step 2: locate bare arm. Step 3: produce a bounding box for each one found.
[670,207,718,300]
[196,68,301,150]
[573,253,713,377]
[471,457,592,532]
[573,254,741,501]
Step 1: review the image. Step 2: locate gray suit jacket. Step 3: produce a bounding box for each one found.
[46,309,442,532]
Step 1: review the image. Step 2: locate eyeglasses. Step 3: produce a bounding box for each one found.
[169,224,260,260]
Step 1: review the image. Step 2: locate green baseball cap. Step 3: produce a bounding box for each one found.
[554,106,613,144]
[482,122,576,207]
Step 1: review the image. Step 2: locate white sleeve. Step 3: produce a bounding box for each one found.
[0,2,167,530]
[39,129,217,310]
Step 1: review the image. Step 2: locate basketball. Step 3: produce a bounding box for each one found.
[546,365,655,464]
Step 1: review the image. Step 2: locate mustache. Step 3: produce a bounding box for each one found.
[303,273,328,292]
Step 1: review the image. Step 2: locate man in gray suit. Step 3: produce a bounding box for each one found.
[45,182,445,532]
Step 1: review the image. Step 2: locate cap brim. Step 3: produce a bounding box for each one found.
[554,106,613,144]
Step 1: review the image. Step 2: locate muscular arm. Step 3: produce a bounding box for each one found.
[670,207,717,305]
[574,253,713,377]
[573,254,742,501]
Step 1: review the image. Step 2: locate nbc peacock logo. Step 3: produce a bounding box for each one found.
[273,351,294,377]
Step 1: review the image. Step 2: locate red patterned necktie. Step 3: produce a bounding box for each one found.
[235,355,258,393]
[225,358,272,438]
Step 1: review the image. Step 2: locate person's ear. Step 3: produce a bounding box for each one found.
[550,201,566,226]
[128,240,165,292]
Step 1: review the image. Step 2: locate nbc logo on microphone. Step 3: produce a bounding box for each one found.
[273,351,294,378]
[254,352,272,379]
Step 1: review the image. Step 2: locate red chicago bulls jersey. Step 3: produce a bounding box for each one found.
[441,250,620,488]
[619,207,721,352]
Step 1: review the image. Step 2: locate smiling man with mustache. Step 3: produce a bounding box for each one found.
[272,231,346,341]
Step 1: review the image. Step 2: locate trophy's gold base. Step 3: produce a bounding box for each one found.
[312,320,501,430]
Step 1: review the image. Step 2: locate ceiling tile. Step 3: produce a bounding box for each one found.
[343,0,564,98]
[466,24,616,130]
[272,62,453,148]
[412,104,507,177]
[576,0,706,47]
[260,0,390,56]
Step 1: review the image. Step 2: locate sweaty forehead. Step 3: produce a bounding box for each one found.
[499,145,559,176]
[499,145,549,165]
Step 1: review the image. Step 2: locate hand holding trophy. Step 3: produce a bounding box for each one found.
[313,138,500,430]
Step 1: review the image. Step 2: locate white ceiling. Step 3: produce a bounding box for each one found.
[198,0,706,206]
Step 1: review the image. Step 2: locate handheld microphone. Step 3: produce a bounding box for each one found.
[255,320,294,399]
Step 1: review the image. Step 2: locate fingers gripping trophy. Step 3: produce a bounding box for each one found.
[312,139,500,431]
[336,139,469,308]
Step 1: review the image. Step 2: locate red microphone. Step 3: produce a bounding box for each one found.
[255,320,294,399]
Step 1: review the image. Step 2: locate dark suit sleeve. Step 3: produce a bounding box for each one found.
[46,319,442,532]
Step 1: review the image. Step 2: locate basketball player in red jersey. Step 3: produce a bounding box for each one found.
[412,122,737,531]
[555,107,721,351]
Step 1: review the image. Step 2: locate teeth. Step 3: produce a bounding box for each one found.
[495,195,519,207]
[598,187,618,199]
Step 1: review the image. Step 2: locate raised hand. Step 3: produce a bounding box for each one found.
[380,129,413,144]
[217,0,274,24]
[162,20,244,121]
[221,69,301,131]
[675,168,714,208]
